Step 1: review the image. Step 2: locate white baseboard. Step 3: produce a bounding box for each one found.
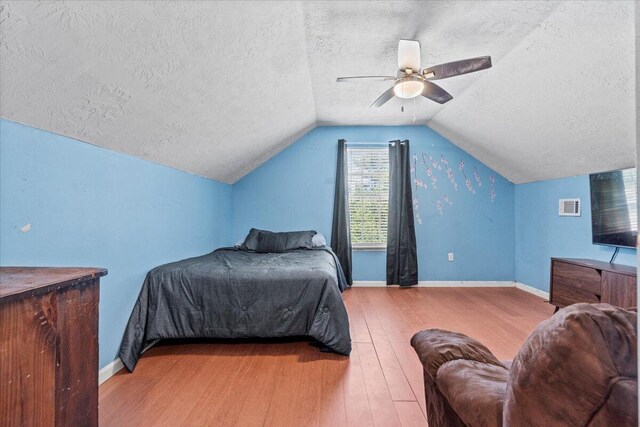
[352,280,550,300]
[99,357,124,385]
[515,282,550,300]
[352,280,516,288]
[352,280,388,287]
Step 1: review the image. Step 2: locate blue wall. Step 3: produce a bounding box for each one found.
[0,119,233,368]
[3,118,635,368]
[515,175,636,292]
[232,126,516,281]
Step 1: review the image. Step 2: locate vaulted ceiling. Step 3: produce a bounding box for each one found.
[0,1,636,184]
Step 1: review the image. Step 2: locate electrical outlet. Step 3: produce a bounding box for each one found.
[448,252,454,262]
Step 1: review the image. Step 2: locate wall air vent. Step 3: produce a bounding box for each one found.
[559,198,581,216]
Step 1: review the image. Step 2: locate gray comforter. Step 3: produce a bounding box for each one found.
[119,248,351,371]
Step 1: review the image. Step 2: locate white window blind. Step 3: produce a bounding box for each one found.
[347,147,389,248]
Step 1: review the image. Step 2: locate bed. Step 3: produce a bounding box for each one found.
[119,238,351,371]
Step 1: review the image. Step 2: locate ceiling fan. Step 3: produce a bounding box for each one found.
[337,40,492,108]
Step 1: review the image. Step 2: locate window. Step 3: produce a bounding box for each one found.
[347,147,389,249]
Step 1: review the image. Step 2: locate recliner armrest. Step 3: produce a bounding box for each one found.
[411,329,506,380]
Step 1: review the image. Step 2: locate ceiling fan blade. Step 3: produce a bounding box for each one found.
[398,39,421,72]
[423,56,492,80]
[370,87,395,108]
[422,81,453,104]
[336,76,395,82]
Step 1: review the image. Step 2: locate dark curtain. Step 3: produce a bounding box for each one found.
[387,140,418,286]
[331,139,353,285]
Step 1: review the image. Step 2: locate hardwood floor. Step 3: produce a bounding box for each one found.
[99,287,554,427]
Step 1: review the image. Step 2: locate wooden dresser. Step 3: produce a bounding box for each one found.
[550,258,637,310]
[0,267,107,427]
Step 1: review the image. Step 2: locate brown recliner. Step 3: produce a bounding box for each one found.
[411,303,638,427]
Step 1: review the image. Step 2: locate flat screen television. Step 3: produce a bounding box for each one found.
[589,167,637,248]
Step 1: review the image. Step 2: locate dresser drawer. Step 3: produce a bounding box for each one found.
[551,280,600,308]
[552,261,602,295]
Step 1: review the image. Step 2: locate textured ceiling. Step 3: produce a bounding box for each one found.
[428,1,637,183]
[0,1,316,182]
[0,1,636,184]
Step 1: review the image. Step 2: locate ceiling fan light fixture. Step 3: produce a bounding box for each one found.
[393,76,424,99]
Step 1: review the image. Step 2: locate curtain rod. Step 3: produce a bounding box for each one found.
[345,141,407,146]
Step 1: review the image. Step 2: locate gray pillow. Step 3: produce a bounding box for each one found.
[284,230,316,250]
[255,231,288,253]
[240,228,316,251]
[240,228,265,251]
[312,233,327,248]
